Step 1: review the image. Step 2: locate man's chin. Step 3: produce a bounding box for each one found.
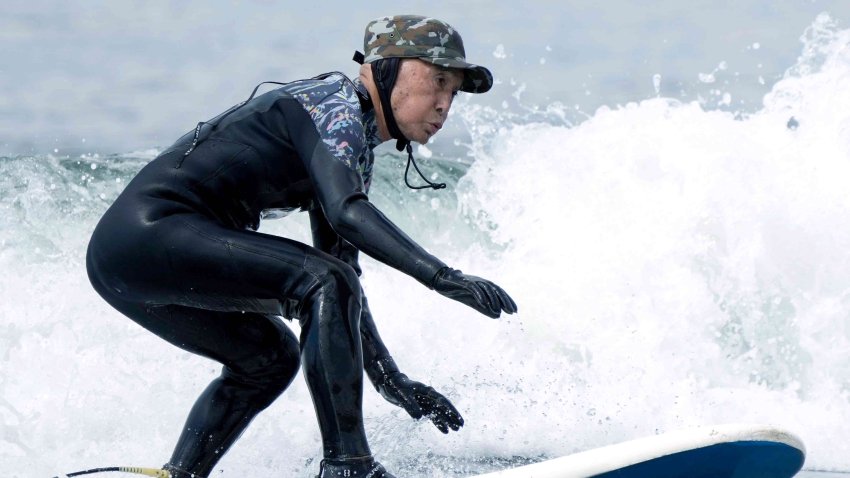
[401,129,435,145]
[418,133,437,144]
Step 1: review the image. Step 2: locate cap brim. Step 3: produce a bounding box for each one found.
[423,57,494,94]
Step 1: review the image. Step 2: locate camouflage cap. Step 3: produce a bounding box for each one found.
[362,15,493,94]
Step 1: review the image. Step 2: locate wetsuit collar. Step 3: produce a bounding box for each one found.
[352,77,374,114]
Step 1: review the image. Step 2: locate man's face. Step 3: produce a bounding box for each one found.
[390,59,464,144]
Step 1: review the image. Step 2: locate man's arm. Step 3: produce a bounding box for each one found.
[281,98,516,319]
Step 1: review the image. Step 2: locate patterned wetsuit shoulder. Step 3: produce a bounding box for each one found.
[284,74,377,192]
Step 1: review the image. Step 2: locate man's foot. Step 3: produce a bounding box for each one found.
[318,456,396,477]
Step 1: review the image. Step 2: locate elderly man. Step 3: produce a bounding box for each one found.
[86,15,516,478]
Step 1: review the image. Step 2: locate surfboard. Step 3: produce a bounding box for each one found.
[472,423,805,478]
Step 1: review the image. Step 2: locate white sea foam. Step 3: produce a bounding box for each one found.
[445,13,850,472]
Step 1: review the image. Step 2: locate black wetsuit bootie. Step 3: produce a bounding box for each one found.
[318,456,396,478]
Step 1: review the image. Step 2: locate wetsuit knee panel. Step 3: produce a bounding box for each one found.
[303,253,362,301]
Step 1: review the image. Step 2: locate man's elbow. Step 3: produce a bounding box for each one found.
[324,196,367,241]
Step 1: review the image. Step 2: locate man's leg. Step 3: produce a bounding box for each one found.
[88,213,373,475]
[298,255,371,459]
[96,299,301,477]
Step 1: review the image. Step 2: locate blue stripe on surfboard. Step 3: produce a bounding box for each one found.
[591,440,805,478]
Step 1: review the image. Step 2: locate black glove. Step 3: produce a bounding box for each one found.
[430,267,518,318]
[367,357,464,434]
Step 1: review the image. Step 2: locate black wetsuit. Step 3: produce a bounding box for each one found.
[86,73,447,476]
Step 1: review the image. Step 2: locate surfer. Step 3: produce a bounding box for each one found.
[86,15,516,478]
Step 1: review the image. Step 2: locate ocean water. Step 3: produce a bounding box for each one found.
[2,7,850,478]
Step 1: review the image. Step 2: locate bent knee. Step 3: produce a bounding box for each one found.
[305,253,362,300]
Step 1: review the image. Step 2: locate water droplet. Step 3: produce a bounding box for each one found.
[492,44,507,59]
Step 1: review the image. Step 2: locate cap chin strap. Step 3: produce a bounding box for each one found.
[402,143,446,190]
[354,52,447,191]
[370,57,408,152]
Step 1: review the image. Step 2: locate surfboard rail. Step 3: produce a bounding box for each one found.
[472,423,806,478]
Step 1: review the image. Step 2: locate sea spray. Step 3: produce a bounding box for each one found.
[448,12,850,472]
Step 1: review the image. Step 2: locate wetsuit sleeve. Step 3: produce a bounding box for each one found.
[285,99,447,287]
[359,297,393,386]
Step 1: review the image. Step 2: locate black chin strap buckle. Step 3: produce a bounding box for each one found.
[352,51,365,65]
[403,143,447,191]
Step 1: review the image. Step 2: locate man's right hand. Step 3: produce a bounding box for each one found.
[431,267,518,318]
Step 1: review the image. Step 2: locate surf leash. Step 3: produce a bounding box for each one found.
[52,466,170,478]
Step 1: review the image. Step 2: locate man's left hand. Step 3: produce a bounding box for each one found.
[376,372,464,434]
